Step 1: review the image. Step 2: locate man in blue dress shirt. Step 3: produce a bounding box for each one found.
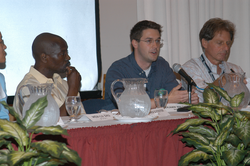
[103,20,199,110]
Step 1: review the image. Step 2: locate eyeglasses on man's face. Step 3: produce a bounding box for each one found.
[138,38,163,46]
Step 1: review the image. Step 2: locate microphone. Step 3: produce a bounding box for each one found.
[172,63,197,87]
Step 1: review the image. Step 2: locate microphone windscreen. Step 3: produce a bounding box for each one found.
[172,63,181,73]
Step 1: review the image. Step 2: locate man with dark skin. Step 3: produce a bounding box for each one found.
[13,33,84,118]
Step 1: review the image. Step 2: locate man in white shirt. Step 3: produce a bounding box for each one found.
[13,33,85,118]
[182,18,245,102]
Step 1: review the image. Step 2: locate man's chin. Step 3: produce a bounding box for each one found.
[58,71,67,78]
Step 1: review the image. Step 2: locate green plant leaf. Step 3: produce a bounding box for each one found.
[188,104,213,112]
[60,144,82,166]
[233,121,250,147]
[222,149,247,166]
[202,103,234,114]
[214,129,231,147]
[213,103,230,116]
[225,134,242,147]
[0,119,29,147]
[207,83,231,102]
[22,96,48,129]
[219,116,234,132]
[243,155,250,165]
[0,138,12,150]
[31,140,64,158]
[234,111,247,121]
[172,119,214,134]
[34,125,68,136]
[188,126,217,138]
[0,149,9,165]
[203,88,220,104]
[0,101,23,125]
[36,159,67,166]
[189,104,222,121]
[0,131,14,140]
[181,132,210,145]
[181,138,216,154]
[31,157,67,166]
[178,150,212,166]
[214,117,234,146]
[236,111,250,121]
[8,151,39,166]
[230,92,245,108]
[219,115,234,129]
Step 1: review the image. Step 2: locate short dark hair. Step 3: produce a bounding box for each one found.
[199,18,236,50]
[130,20,162,42]
[32,32,65,60]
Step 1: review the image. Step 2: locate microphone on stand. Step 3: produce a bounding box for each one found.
[172,63,197,87]
[172,63,196,103]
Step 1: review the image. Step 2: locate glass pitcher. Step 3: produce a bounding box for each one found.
[111,78,151,118]
[219,72,250,110]
[18,83,60,126]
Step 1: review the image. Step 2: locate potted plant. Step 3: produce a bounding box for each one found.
[0,96,81,166]
[171,83,250,166]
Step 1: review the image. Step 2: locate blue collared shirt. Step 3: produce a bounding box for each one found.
[0,73,9,120]
[103,52,179,110]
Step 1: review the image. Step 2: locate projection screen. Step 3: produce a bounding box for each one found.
[0,0,101,98]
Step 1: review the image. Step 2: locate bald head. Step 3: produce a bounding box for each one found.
[32,33,66,61]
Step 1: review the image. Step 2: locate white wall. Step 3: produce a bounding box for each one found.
[99,0,137,88]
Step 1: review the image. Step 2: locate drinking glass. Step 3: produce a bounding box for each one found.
[65,96,81,122]
[154,89,168,108]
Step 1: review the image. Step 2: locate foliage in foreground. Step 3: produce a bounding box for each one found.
[0,96,81,166]
[171,83,250,166]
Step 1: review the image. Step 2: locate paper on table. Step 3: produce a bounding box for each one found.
[165,103,189,112]
[150,108,170,117]
[78,115,91,122]
[86,112,114,122]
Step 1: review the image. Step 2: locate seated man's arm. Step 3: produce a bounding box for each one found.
[0,75,9,120]
[60,66,82,116]
[0,95,9,120]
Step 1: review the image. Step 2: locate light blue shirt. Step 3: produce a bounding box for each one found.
[0,73,9,120]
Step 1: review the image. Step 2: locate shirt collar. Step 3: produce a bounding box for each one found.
[29,66,63,84]
[129,52,157,76]
[202,53,225,75]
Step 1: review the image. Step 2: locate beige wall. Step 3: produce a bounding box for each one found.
[99,0,137,88]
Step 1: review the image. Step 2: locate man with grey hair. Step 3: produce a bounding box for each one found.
[182,18,245,102]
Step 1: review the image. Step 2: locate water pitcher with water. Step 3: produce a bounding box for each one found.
[111,78,151,118]
[219,72,250,110]
[18,83,59,126]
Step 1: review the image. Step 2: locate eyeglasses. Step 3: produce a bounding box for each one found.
[138,39,163,46]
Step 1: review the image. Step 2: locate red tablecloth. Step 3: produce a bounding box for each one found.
[58,118,193,166]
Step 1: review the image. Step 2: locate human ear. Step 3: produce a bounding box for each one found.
[40,53,48,63]
[201,38,208,49]
[132,39,139,49]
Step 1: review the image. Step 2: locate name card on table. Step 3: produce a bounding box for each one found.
[165,103,189,112]
[86,112,114,122]
[150,108,170,117]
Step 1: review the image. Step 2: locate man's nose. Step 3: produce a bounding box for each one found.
[152,40,158,47]
[223,43,230,51]
[65,54,71,60]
